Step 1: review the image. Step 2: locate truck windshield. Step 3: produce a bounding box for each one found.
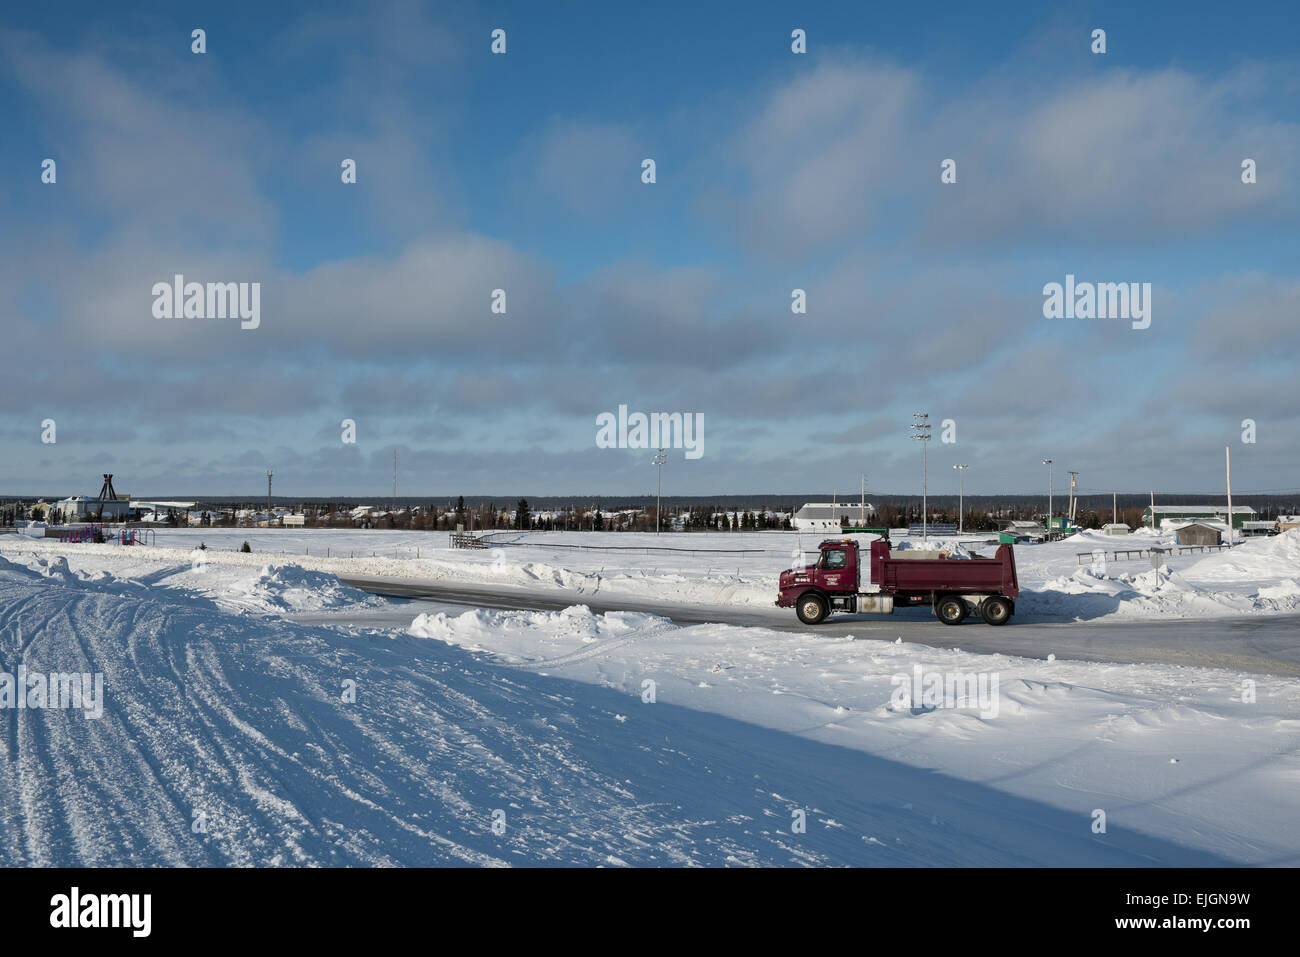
[822,550,847,569]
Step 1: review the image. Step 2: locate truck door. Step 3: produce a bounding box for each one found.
[819,547,849,590]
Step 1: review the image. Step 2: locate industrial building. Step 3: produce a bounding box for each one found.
[792,502,875,532]
[1142,505,1257,529]
[53,475,131,522]
[1239,520,1279,536]
[50,476,196,524]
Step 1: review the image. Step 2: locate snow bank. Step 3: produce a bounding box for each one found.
[1022,530,1300,620]
[216,563,387,614]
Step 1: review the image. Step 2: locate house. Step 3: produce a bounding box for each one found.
[1171,521,1223,547]
[1279,515,1300,532]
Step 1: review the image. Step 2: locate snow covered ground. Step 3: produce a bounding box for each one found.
[0,533,1297,866]
[4,525,1299,622]
[409,603,1300,865]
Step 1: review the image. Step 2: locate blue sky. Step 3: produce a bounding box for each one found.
[1,0,1297,498]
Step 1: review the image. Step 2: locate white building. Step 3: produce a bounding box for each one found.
[132,500,196,522]
[792,502,875,532]
[53,495,132,522]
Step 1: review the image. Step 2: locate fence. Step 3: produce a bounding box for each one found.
[908,523,958,536]
[1075,543,1230,565]
[453,530,766,556]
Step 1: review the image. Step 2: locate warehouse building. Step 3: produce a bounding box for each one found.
[1142,505,1256,529]
[793,502,875,532]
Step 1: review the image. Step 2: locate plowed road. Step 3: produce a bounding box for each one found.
[327,576,1300,677]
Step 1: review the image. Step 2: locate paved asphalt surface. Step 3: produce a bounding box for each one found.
[317,576,1300,677]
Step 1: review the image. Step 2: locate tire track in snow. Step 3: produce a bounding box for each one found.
[510,621,679,672]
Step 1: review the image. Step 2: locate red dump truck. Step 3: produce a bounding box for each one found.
[776,537,1019,626]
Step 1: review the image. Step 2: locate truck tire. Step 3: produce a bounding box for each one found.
[795,593,828,625]
[936,595,966,626]
[980,596,1012,626]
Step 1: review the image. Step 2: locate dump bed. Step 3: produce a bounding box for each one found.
[870,542,1019,598]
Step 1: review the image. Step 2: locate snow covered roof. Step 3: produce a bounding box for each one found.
[795,503,874,519]
[1146,505,1256,514]
[1164,519,1229,532]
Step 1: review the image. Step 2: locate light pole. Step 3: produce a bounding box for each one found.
[1042,459,1053,540]
[953,464,968,533]
[910,413,931,540]
[652,449,667,535]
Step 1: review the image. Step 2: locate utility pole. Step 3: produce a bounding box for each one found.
[267,470,273,525]
[860,473,866,528]
[652,449,667,534]
[910,413,931,540]
[393,449,397,505]
[1042,459,1053,539]
[1067,471,1079,524]
[1113,491,1118,526]
[953,464,968,533]
[1226,445,1234,550]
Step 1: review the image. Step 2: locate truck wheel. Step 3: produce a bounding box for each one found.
[796,593,828,625]
[980,597,1012,626]
[936,595,966,626]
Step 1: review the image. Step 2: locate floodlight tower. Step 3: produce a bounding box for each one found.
[652,449,667,534]
[910,414,931,540]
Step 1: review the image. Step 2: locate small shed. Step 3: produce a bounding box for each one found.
[1174,522,1222,547]
[1101,523,1130,535]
